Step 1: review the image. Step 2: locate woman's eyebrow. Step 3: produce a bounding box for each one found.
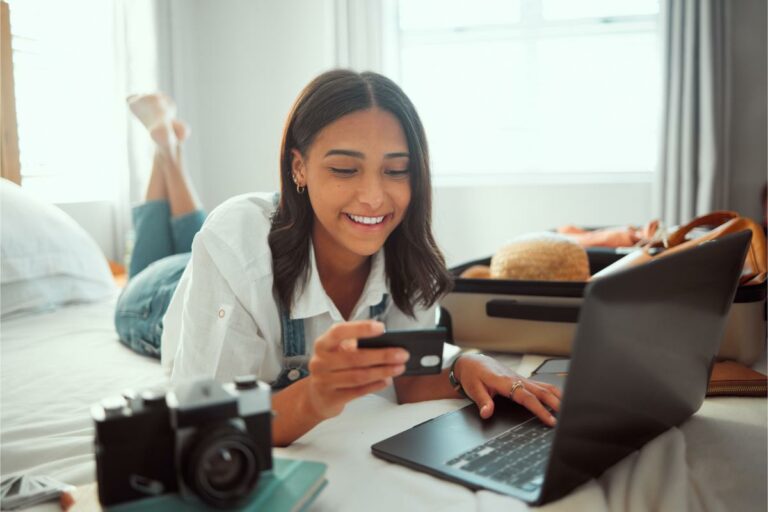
[384,152,410,159]
[325,149,364,158]
[324,149,410,159]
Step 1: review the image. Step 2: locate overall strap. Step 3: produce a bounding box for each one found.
[270,294,390,390]
[271,308,310,390]
[369,294,389,320]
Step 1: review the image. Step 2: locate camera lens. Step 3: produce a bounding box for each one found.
[184,426,264,509]
[205,447,246,491]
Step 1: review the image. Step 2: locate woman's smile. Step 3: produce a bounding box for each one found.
[343,212,392,230]
[293,107,412,260]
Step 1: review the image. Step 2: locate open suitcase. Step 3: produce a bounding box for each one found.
[439,247,767,366]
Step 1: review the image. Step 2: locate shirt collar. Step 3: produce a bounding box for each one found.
[289,242,388,321]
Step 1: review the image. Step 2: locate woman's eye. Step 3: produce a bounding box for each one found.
[385,169,410,178]
[329,167,356,175]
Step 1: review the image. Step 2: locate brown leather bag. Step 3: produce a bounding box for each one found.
[594,211,767,285]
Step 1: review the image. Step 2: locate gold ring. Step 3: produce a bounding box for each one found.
[509,380,525,399]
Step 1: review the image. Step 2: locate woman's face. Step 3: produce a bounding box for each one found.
[292,107,412,265]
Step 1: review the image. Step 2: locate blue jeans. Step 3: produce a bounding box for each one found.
[114,200,206,358]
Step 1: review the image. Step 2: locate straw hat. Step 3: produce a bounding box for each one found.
[490,232,590,281]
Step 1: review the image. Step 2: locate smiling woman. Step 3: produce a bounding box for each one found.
[270,71,445,321]
[296,109,414,320]
[139,69,565,447]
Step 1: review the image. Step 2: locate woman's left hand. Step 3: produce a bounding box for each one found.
[453,354,561,427]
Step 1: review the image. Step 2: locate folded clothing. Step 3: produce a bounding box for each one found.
[557,220,660,248]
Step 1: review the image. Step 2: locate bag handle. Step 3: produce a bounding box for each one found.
[667,211,740,247]
[595,212,767,286]
[663,213,766,285]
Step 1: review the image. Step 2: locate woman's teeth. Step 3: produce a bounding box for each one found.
[346,213,385,225]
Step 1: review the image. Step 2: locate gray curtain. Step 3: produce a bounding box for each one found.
[655,0,729,227]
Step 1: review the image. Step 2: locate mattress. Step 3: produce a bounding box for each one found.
[0,293,168,487]
[1,294,766,512]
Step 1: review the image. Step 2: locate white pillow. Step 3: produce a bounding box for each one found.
[0,178,116,317]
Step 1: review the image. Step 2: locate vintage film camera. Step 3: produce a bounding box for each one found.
[92,375,272,509]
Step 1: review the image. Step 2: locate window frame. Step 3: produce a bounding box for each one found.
[1,0,21,185]
[387,0,662,186]
[6,0,128,204]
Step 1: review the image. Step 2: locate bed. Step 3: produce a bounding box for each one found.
[1,179,766,511]
[1,290,766,512]
[0,292,166,486]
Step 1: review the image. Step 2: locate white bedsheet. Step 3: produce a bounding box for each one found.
[1,294,167,485]
[1,297,765,511]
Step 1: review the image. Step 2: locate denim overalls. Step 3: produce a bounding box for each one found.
[270,295,389,390]
[115,194,388,390]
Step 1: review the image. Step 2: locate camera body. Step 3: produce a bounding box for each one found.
[92,376,272,509]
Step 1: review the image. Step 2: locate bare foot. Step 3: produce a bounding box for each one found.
[127,93,185,154]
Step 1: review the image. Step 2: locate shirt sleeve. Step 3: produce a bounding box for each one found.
[164,230,270,385]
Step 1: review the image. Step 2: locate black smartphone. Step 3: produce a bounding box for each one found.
[357,327,446,376]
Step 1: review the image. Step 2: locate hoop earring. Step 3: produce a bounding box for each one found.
[296,183,306,194]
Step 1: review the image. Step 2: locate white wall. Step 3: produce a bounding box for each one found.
[32,1,763,267]
[57,202,117,261]
[136,0,761,268]
[434,182,651,266]
[162,0,337,208]
[156,0,654,267]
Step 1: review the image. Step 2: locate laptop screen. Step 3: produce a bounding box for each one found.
[539,231,749,503]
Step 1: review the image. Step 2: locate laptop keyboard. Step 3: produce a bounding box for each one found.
[445,417,555,492]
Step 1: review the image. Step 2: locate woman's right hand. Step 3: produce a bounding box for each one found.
[305,320,409,420]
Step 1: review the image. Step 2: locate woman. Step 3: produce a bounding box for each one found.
[114,92,204,358]
[117,70,561,447]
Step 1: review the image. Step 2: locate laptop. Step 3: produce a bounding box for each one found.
[371,231,751,506]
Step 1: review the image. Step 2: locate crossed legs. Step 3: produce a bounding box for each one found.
[126,94,206,278]
[127,93,201,217]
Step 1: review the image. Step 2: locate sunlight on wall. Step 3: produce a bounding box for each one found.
[397,0,661,180]
[9,0,123,203]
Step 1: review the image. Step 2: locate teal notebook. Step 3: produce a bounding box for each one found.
[107,458,327,512]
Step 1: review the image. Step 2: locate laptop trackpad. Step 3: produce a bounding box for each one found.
[372,398,539,468]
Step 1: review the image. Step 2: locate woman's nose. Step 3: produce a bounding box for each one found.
[357,175,385,210]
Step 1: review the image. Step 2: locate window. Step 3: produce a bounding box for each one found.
[395,0,662,183]
[7,0,125,203]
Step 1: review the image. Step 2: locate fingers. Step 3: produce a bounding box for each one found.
[304,372,392,421]
[465,380,559,425]
[324,364,406,390]
[537,381,562,400]
[511,384,558,427]
[525,381,562,413]
[335,378,391,403]
[452,355,562,427]
[464,380,495,419]
[314,320,385,353]
[318,346,410,372]
[309,320,408,391]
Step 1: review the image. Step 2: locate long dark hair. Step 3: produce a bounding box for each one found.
[268,69,452,317]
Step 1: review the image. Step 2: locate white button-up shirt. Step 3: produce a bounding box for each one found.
[161,193,437,385]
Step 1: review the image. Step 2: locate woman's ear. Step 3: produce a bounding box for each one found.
[290,149,306,186]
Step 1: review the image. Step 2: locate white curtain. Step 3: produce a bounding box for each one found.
[112,0,167,264]
[655,0,729,227]
[333,0,398,75]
